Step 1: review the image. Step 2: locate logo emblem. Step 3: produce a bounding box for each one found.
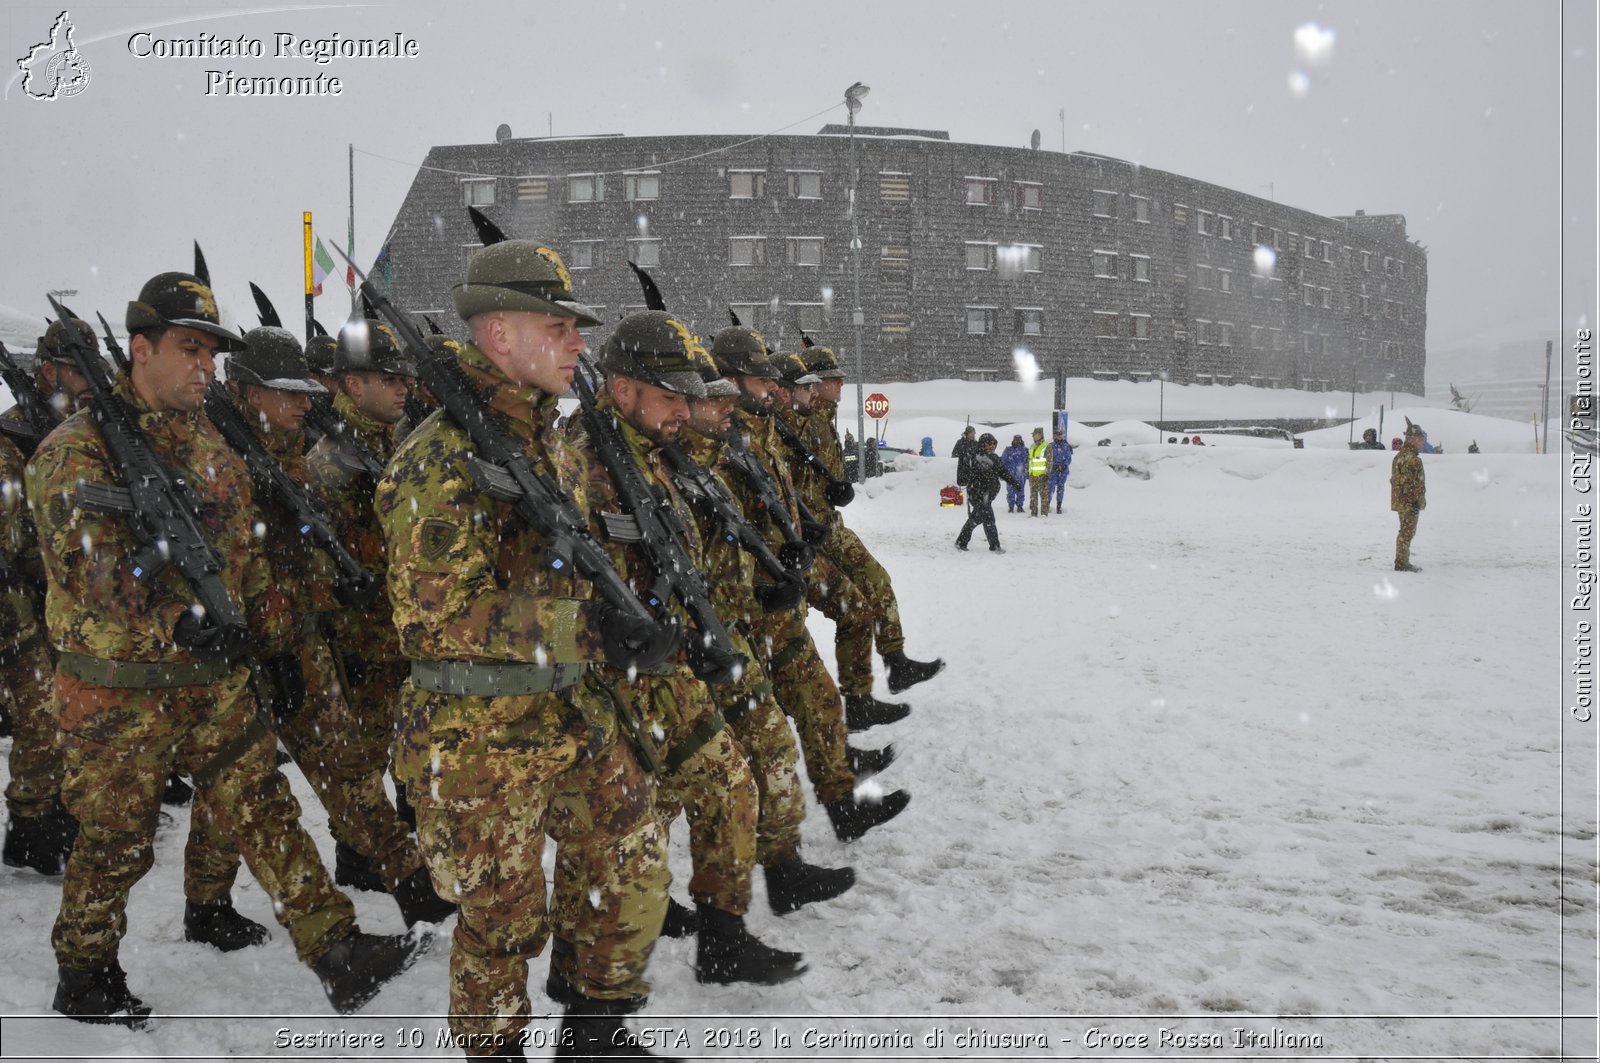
[665,318,708,365]
[533,246,574,295]
[175,279,219,322]
[17,12,91,101]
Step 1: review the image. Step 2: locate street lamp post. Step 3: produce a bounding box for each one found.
[846,81,870,482]
[1158,371,1167,443]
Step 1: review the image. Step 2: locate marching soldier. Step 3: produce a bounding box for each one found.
[30,272,425,1027]
[1391,422,1428,572]
[375,242,674,1058]
[565,310,806,989]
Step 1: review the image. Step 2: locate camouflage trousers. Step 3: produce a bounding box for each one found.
[1395,507,1421,566]
[640,667,758,915]
[1028,473,1050,515]
[806,557,875,697]
[51,666,355,969]
[818,524,907,691]
[185,634,422,903]
[716,630,805,866]
[748,608,855,805]
[397,670,666,1051]
[2,630,58,820]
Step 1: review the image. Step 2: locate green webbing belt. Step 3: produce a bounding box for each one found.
[720,680,773,725]
[662,711,727,774]
[769,638,807,675]
[57,650,237,689]
[410,659,586,697]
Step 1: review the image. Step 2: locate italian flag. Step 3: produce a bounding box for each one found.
[311,237,337,297]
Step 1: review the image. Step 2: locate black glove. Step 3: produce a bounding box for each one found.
[173,610,250,665]
[685,637,746,685]
[331,570,381,609]
[754,572,806,613]
[596,603,681,673]
[800,518,833,546]
[824,480,855,507]
[261,652,306,723]
[342,652,368,687]
[777,540,815,573]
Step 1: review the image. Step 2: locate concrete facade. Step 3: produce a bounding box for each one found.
[377,127,1427,391]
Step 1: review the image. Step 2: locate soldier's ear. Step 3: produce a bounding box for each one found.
[129,332,155,365]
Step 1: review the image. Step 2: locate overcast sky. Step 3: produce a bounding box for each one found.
[1,0,1592,370]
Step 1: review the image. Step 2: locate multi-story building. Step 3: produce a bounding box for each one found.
[378,125,1427,391]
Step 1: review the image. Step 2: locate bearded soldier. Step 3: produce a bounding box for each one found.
[30,272,425,1026]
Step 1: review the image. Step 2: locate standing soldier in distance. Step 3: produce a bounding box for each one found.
[1391,422,1427,572]
[31,273,425,1026]
[375,242,674,1059]
[1026,426,1051,516]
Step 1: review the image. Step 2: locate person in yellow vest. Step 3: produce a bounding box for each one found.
[1026,427,1051,517]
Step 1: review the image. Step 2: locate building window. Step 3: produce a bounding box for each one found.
[1195,264,1212,289]
[965,178,995,206]
[1217,322,1233,347]
[1131,314,1151,340]
[1270,328,1282,350]
[1250,325,1264,349]
[880,302,911,335]
[570,240,604,270]
[1132,196,1150,223]
[462,178,495,207]
[880,172,911,203]
[999,244,1042,274]
[729,303,767,331]
[966,306,997,335]
[1092,251,1117,279]
[1321,240,1333,263]
[516,176,549,203]
[791,303,825,332]
[1395,259,1406,278]
[1219,216,1233,241]
[1016,182,1043,210]
[788,171,822,199]
[1218,269,1232,293]
[786,237,823,267]
[568,174,603,203]
[1362,251,1372,271]
[628,238,661,268]
[1303,332,1315,354]
[729,236,767,267]
[1321,287,1333,309]
[1251,222,1264,244]
[1016,308,1044,336]
[1092,190,1118,218]
[1197,210,1213,236]
[965,242,996,271]
[1272,228,1283,250]
[1303,286,1315,307]
[1131,255,1151,282]
[1194,319,1211,344]
[1304,238,1317,260]
[1173,203,1189,226]
[625,172,661,201]
[729,171,767,198]
[1094,312,1121,338]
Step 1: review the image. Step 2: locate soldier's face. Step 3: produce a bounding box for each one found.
[41,361,91,403]
[247,384,315,432]
[132,325,220,413]
[817,377,843,403]
[345,371,410,424]
[482,311,586,395]
[687,395,735,438]
[733,374,775,414]
[791,383,815,412]
[613,376,689,442]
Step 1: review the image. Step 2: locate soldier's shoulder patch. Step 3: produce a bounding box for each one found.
[420,518,457,562]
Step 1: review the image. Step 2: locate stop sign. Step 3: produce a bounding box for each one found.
[864,392,890,419]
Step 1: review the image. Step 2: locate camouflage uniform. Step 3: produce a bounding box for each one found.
[1,433,59,822]
[29,374,356,971]
[376,341,666,1049]
[1391,431,1427,569]
[567,389,760,916]
[184,393,425,900]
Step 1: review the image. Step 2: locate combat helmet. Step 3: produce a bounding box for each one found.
[125,272,245,351]
[335,318,416,377]
[453,241,601,327]
[771,351,821,389]
[599,311,708,398]
[802,343,845,380]
[36,317,101,367]
[229,327,326,394]
[709,326,779,379]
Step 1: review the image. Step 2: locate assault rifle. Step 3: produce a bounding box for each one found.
[0,341,60,447]
[95,313,131,374]
[304,397,386,478]
[572,361,744,683]
[45,294,249,647]
[203,382,380,608]
[771,413,854,508]
[333,256,665,636]
[720,424,814,572]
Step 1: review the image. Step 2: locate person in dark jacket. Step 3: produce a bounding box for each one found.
[951,426,978,487]
[1357,428,1386,450]
[999,434,1028,512]
[956,434,1020,554]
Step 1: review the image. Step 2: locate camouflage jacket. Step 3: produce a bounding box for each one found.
[774,404,839,529]
[0,434,45,651]
[803,398,846,480]
[309,392,399,660]
[375,341,601,667]
[676,427,759,627]
[725,409,809,557]
[1391,449,1426,512]
[26,374,288,662]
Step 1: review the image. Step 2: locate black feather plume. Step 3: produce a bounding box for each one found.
[311,318,329,338]
[627,261,667,312]
[193,241,211,287]
[249,282,282,328]
[424,315,444,335]
[729,308,742,327]
[467,206,509,246]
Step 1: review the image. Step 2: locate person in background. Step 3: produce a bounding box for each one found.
[999,434,1027,513]
[1047,428,1073,514]
[1391,423,1428,572]
[951,426,978,487]
[1358,428,1387,450]
[1026,427,1050,516]
[955,434,1018,554]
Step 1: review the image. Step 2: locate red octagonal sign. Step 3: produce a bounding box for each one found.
[864,392,890,419]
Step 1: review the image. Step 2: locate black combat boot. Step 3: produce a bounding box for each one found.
[3,807,76,876]
[554,994,681,1061]
[392,866,456,926]
[884,650,945,694]
[843,693,910,732]
[312,928,432,1014]
[184,898,271,951]
[694,904,806,985]
[825,789,911,842]
[764,855,855,914]
[52,962,153,1029]
[334,839,388,893]
[161,772,193,806]
[846,743,896,777]
[659,896,699,938]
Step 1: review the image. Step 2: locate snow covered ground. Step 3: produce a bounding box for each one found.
[0,382,1591,1061]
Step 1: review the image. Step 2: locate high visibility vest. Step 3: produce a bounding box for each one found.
[1028,441,1050,476]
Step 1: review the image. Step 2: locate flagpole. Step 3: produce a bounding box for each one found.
[303,212,315,348]
[347,142,356,314]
